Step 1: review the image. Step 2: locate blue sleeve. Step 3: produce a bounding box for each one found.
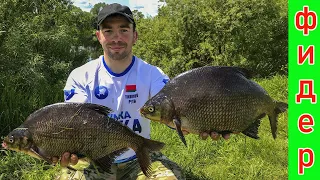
[63,70,88,103]
[150,67,170,97]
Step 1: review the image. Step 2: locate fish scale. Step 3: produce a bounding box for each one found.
[140,66,288,146]
[2,103,165,177]
[177,94,260,132]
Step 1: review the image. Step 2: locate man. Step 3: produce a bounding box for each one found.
[57,3,229,180]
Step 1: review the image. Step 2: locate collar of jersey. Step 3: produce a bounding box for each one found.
[102,56,135,77]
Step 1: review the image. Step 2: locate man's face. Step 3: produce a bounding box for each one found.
[96,15,137,61]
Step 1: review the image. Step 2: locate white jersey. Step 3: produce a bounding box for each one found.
[63,55,169,163]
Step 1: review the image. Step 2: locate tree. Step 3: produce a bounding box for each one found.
[90,2,107,16]
[0,0,93,135]
[133,10,145,20]
[135,0,287,77]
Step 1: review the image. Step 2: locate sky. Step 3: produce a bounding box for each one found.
[71,0,165,17]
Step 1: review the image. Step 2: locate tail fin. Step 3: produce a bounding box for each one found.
[269,101,288,139]
[135,139,165,177]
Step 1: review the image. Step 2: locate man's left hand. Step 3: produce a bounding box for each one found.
[182,130,232,141]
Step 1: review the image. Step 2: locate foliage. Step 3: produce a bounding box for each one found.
[0,0,92,135]
[134,0,288,78]
[90,2,107,16]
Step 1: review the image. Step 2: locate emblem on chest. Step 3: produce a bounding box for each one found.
[125,84,138,104]
[94,86,108,99]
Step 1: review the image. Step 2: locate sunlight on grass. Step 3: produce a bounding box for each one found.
[0,150,60,180]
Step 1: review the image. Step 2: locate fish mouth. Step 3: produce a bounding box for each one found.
[139,108,146,116]
[1,142,7,149]
[139,108,163,123]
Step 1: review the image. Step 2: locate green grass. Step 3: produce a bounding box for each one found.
[0,150,59,180]
[0,75,288,180]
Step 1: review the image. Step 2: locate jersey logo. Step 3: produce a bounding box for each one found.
[125,85,138,104]
[64,88,75,100]
[94,86,108,99]
[125,84,136,92]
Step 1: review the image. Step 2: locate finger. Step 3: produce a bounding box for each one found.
[60,152,71,167]
[70,154,78,166]
[222,133,231,140]
[200,132,209,140]
[51,156,59,165]
[210,132,220,141]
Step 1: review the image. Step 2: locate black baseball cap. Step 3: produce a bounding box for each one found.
[97,3,135,29]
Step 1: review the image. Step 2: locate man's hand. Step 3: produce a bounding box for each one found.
[199,132,231,140]
[182,130,231,140]
[51,152,79,167]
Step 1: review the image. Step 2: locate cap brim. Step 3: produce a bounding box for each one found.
[98,12,134,26]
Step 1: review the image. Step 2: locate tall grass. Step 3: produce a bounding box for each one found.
[0,75,288,180]
[0,150,59,180]
[0,77,64,180]
[0,78,64,136]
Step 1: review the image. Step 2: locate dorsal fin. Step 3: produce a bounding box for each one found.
[230,67,252,79]
[23,103,113,126]
[80,103,113,116]
[207,66,253,79]
[52,102,113,116]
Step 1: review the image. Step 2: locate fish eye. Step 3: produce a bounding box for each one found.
[148,106,155,113]
[9,136,14,143]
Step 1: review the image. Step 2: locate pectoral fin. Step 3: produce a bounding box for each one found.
[29,147,53,165]
[173,118,187,147]
[30,147,78,171]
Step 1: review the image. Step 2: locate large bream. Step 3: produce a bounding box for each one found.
[2,102,164,177]
[140,66,288,146]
